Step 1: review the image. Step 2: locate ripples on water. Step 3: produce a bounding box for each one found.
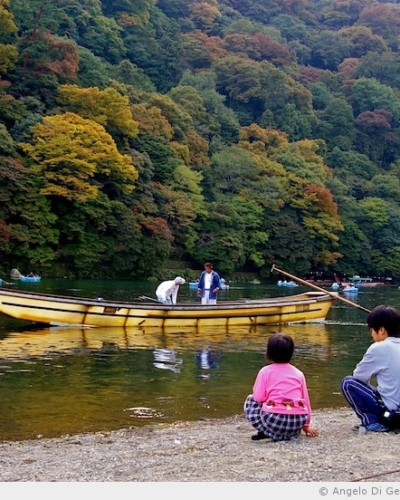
[0,279,399,440]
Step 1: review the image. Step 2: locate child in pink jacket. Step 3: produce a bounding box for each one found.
[244,332,318,442]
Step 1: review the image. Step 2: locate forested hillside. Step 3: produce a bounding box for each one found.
[1,0,400,279]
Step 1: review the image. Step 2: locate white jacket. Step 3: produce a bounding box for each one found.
[156,277,185,304]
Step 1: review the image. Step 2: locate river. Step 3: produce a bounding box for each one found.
[0,278,398,441]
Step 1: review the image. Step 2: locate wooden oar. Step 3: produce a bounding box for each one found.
[271,264,371,314]
[138,295,161,303]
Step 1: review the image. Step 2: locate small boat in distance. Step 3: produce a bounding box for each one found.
[0,288,336,328]
[277,280,299,288]
[20,275,41,283]
[10,269,41,282]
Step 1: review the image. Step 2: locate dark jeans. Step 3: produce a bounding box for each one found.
[341,376,386,426]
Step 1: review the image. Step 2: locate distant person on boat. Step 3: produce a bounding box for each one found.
[27,272,35,277]
[244,332,318,442]
[341,305,400,433]
[155,276,186,305]
[197,263,221,305]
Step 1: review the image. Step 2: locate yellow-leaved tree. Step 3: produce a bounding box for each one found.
[20,112,138,202]
[57,85,139,141]
[0,0,18,74]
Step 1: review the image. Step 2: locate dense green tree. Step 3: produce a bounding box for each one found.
[271,14,311,44]
[54,195,145,278]
[76,47,112,89]
[325,148,379,199]
[123,9,184,92]
[350,77,400,121]
[113,60,156,92]
[0,123,15,153]
[130,134,180,183]
[262,208,314,277]
[354,51,400,90]
[191,200,246,273]
[333,217,370,275]
[0,156,58,271]
[310,30,352,71]
[314,97,355,149]
[178,70,240,143]
[307,82,332,111]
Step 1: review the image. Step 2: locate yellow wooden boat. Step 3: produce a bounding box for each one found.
[0,287,336,328]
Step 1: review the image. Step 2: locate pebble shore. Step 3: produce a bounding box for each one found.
[1,408,400,482]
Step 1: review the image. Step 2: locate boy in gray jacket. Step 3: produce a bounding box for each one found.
[341,305,400,432]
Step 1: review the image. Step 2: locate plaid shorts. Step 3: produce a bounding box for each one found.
[244,394,308,441]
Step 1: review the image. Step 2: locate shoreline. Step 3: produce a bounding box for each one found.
[1,408,400,482]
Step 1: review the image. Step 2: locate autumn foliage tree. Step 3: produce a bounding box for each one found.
[20,112,138,201]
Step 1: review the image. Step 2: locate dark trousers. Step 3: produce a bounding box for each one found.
[341,375,385,426]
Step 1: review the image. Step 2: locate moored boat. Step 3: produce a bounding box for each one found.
[20,275,41,282]
[277,280,299,288]
[0,288,336,328]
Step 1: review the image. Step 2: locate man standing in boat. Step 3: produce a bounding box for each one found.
[197,263,221,305]
[156,276,186,305]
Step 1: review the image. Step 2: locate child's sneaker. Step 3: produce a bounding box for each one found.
[251,431,270,441]
[365,422,389,432]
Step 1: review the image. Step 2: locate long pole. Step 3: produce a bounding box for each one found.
[271,264,371,314]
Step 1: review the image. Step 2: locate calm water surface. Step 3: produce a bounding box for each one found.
[0,278,399,441]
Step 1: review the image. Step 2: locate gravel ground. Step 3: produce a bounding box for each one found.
[1,407,400,482]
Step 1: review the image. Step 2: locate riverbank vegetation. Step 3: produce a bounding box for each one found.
[1,0,400,280]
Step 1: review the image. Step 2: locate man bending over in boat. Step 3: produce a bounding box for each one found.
[156,276,186,305]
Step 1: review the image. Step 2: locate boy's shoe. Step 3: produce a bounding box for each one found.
[251,431,270,441]
[365,422,389,432]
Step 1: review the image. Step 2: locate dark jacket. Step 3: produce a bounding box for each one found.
[197,270,221,299]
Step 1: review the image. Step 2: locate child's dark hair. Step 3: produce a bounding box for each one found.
[266,333,294,363]
[367,305,400,337]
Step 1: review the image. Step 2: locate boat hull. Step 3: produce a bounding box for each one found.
[0,289,336,327]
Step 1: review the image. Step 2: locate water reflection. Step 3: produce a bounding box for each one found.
[1,280,398,441]
[153,348,183,373]
[0,323,331,360]
[196,349,220,379]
